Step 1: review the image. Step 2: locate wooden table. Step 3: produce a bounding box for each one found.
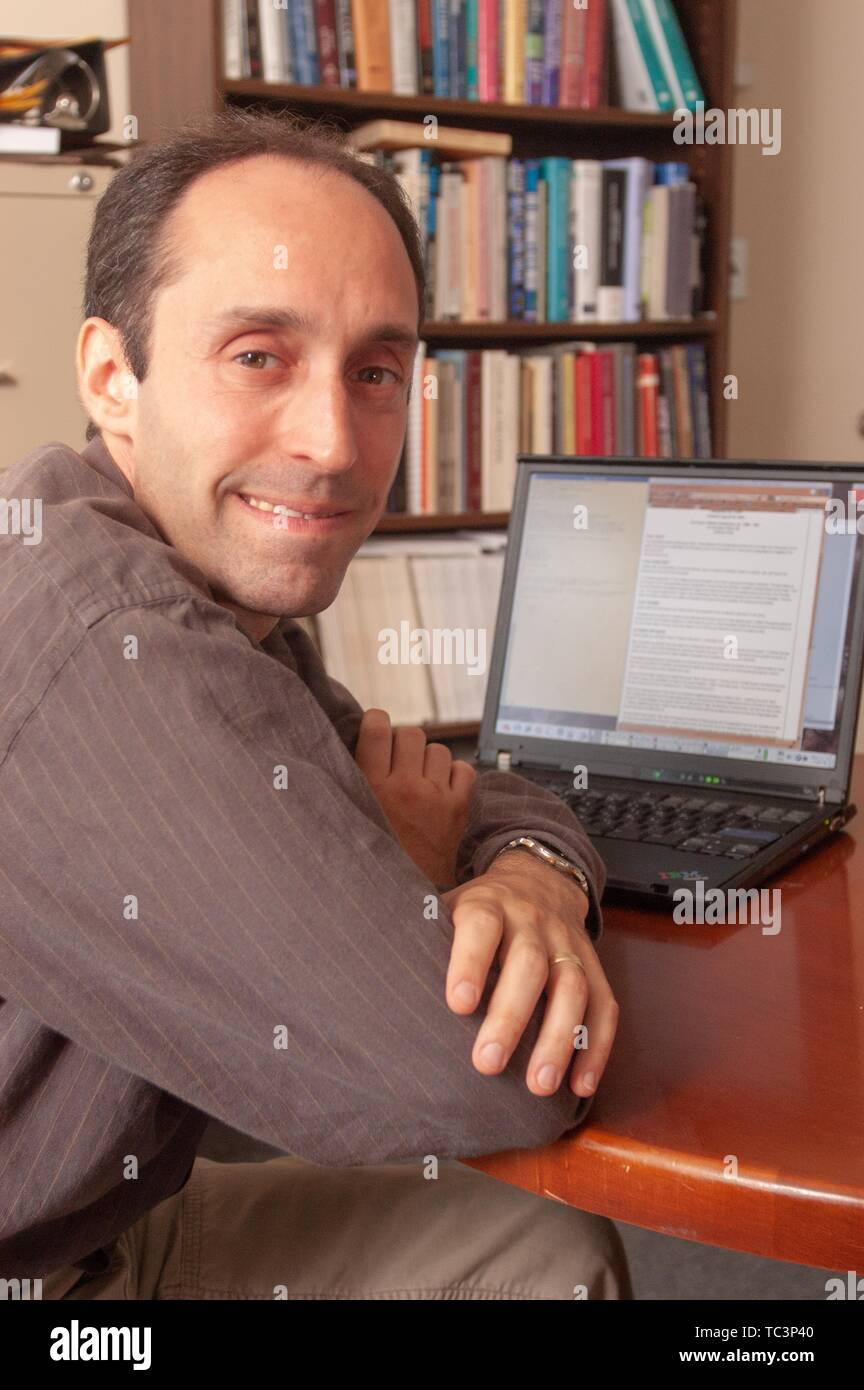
[465,757,864,1270]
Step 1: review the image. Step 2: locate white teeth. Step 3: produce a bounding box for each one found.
[242,494,334,520]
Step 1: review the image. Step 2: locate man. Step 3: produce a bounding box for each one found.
[0,110,630,1300]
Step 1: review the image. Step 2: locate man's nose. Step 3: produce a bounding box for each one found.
[274,370,358,477]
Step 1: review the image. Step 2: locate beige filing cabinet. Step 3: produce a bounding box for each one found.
[0,159,117,471]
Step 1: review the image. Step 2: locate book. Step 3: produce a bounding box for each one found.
[598,165,628,322]
[572,159,603,322]
[641,0,704,110]
[347,120,511,155]
[609,0,674,112]
[352,0,393,89]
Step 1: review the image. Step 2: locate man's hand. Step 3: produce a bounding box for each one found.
[442,849,619,1099]
[355,709,476,885]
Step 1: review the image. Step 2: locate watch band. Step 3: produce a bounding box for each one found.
[494,836,590,898]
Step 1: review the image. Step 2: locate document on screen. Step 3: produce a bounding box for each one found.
[617,493,825,745]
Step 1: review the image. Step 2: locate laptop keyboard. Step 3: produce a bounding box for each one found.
[558,787,815,860]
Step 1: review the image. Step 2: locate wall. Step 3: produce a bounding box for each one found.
[728,0,864,464]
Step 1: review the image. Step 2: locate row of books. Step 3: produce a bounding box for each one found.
[221,0,705,113]
[373,142,705,324]
[388,340,712,515]
[314,533,506,724]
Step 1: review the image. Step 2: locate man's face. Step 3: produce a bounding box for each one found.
[125,155,419,626]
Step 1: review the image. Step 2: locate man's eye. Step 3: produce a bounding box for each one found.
[234,350,280,370]
[357,366,400,386]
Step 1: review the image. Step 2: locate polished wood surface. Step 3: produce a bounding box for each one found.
[465,758,864,1270]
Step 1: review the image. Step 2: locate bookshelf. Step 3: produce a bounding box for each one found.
[128,0,738,491]
[126,0,737,738]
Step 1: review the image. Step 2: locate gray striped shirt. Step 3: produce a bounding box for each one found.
[0,437,605,1278]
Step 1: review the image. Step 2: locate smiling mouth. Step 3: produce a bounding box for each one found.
[237,492,346,520]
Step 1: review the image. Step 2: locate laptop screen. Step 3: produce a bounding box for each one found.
[491,467,864,785]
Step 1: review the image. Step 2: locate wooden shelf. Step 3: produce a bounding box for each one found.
[223,79,680,131]
[376,510,509,533]
[421,318,717,343]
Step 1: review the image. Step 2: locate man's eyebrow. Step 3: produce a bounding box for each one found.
[203,307,419,349]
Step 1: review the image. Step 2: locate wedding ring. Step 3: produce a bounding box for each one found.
[549,952,586,974]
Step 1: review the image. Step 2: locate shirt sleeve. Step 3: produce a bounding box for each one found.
[278,619,606,937]
[0,597,598,1169]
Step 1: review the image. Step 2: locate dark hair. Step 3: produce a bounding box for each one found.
[83,108,426,438]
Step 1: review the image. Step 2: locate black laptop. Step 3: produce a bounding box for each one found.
[477,458,864,905]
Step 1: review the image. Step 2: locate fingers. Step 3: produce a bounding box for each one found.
[471,932,550,1077]
[354,709,393,782]
[445,893,505,1015]
[391,723,428,776]
[568,980,620,1100]
[525,954,591,1096]
[423,740,452,789]
[449,757,477,800]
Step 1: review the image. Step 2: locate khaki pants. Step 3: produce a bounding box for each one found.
[41,1155,633,1301]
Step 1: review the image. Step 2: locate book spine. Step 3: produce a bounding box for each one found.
[588,352,604,453]
[315,0,341,85]
[432,0,450,95]
[507,158,526,319]
[244,0,262,77]
[542,159,569,322]
[621,343,636,453]
[643,0,704,109]
[304,0,321,81]
[598,350,616,453]
[559,0,587,106]
[625,0,674,109]
[525,0,545,104]
[573,160,602,321]
[504,0,526,104]
[541,0,561,105]
[580,0,607,108]
[688,343,712,457]
[465,351,483,509]
[406,343,426,512]
[290,1,309,81]
[335,0,356,85]
[636,352,659,456]
[574,352,593,454]
[659,347,678,455]
[465,0,479,97]
[417,0,435,93]
[672,344,693,455]
[353,0,393,90]
[656,348,673,456]
[478,0,499,99]
[448,0,462,98]
[258,0,284,82]
[389,0,418,92]
[598,166,626,322]
[222,0,244,79]
[523,159,540,322]
[609,0,658,111]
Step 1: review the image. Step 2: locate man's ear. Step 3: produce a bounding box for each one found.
[77,318,139,445]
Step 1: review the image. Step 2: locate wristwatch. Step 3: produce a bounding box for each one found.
[493,836,590,898]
